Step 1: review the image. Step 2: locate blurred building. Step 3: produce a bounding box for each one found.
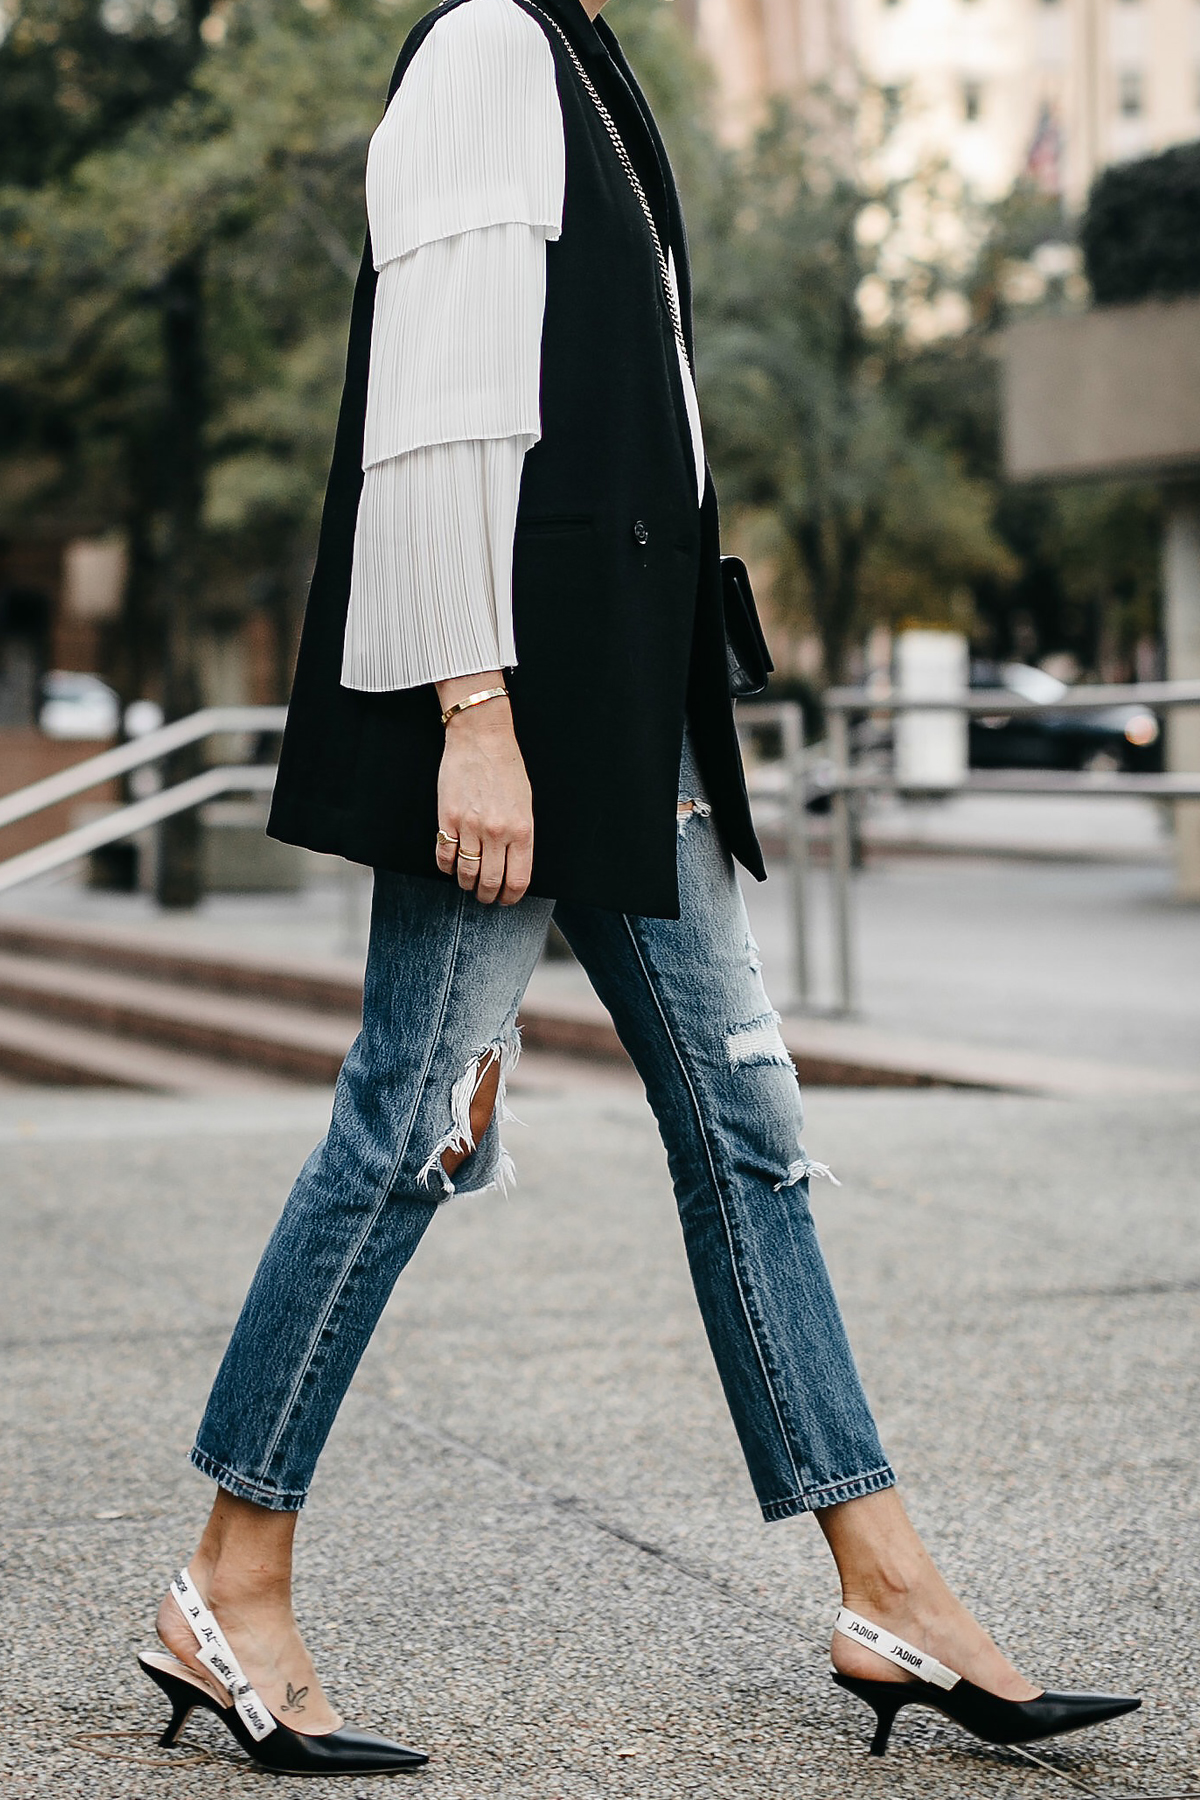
[692,0,1200,202]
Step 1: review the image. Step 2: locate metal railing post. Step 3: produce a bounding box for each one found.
[828,706,856,1015]
[779,702,810,1010]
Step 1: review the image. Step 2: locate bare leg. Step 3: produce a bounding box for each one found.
[442,1056,501,1179]
[819,1488,1040,1699]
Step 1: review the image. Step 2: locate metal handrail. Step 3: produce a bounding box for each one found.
[813,769,1200,798]
[823,679,1200,714]
[0,705,286,833]
[743,679,1200,1020]
[0,764,276,896]
[815,678,1200,1016]
[735,700,809,1007]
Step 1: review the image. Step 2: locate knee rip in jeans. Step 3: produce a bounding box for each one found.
[416,1028,522,1201]
[726,1012,841,1192]
[726,1008,792,1071]
[676,796,712,837]
[774,1153,840,1192]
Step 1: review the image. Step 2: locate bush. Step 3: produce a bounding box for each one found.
[1082,141,1200,305]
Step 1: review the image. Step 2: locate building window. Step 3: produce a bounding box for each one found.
[962,79,983,120]
[1118,68,1144,114]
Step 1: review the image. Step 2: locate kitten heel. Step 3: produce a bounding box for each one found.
[138,1653,205,1747]
[831,1672,910,1755]
[160,1694,195,1749]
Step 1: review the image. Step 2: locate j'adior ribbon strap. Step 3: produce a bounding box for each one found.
[171,1568,276,1740]
[522,1,690,369]
[835,1607,962,1691]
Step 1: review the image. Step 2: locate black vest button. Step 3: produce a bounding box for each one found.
[632,519,649,546]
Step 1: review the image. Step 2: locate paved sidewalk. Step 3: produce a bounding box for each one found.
[2,1078,1197,1800]
[748,856,1200,1073]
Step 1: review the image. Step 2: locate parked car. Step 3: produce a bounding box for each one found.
[37,674,165,743]
[38,670,121,740]
[969,662,1162,773]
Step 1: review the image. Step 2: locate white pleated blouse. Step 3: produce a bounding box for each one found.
[341,0,705,694]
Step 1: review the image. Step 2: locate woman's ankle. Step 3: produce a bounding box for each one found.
[205,1562,293,1615]
[189,1489,299,1614]
[819,1488,939,1612]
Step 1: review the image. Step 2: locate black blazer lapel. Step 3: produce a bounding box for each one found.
[592,16,694,349]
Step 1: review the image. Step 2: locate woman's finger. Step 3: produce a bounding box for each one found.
[474,833,507,905]
[435,824,460,875]
[498,830,533,905]
[455,836,483,892]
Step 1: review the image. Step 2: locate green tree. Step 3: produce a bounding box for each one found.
[693,100,1014,683]
[1,0,429,897]
[902,183,1163,677]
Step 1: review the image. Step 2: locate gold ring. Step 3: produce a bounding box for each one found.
[436,829,459,847]
[457,851,482,863]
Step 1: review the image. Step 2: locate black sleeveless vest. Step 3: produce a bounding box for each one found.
[266,0,765,918]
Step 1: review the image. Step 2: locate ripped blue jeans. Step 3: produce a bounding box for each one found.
[191,737,894,1521]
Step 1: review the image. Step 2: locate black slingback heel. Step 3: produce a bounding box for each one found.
[830,1606,1140,1757]
[138,1569,428,1777]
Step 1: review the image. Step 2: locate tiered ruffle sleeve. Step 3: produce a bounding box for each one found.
[341,0,565,692]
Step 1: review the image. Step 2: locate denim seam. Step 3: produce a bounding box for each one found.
[619,914,807,1503]
[188,1445,308,1512]
[253,889,469,1490]
[804,1463,895,1502]
[760,1462,896,1521]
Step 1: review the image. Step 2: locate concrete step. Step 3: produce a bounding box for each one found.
[0,914,362,1012]
[0,952,356,1082]
[0,1005,294,1093]
[5,910,1186,1097]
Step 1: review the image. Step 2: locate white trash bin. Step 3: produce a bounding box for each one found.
[894,629,968,789]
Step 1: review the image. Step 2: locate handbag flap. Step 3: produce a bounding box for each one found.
[721,556,773,697]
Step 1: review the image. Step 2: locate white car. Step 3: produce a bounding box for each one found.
[38,674,165,742]
[38,671,122,740]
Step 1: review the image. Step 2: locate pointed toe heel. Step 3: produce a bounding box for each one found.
[138,1568,429,1775]
[830,1606,1141,1757]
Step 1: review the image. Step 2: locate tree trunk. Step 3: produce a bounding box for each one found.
[155,248,208,910]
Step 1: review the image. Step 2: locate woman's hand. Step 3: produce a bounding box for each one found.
[434,675,533,905]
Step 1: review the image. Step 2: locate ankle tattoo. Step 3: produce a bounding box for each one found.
[279,1683,308,1715]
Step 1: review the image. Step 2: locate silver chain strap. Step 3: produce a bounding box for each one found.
[523,1,690,367]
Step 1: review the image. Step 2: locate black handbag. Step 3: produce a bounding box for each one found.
[721,555,774,698]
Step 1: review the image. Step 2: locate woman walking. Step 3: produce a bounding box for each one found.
[137,0,1139,1773]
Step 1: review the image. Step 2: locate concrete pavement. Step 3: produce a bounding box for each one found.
[2,1076,1197,1799]
[748,855,1200,1072]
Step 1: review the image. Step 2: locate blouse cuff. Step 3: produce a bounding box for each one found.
[342,436,524,693]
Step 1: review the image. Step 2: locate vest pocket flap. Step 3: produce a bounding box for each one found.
[516,513,596,536]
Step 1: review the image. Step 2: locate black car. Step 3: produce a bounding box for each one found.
[968,662,1162,773]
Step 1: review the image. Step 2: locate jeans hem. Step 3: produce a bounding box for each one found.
[760,1462,896,1521]
[189,1444,307,1513]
